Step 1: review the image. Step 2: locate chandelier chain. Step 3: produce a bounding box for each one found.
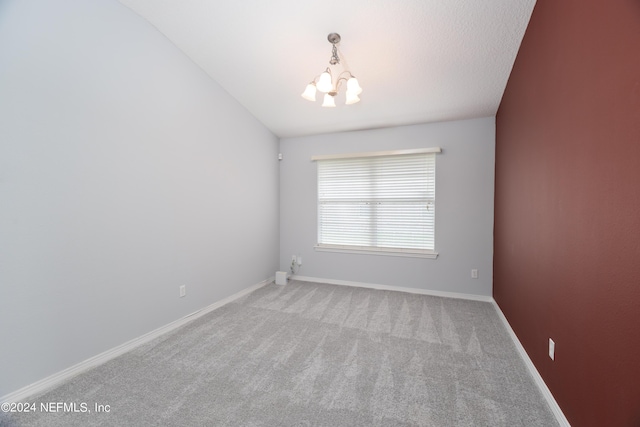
[330,43,340,65]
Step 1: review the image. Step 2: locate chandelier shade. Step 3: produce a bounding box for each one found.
[301,84,317,101]
[322,93,336,107]
[347,77,362,95]
[317,72,333,93]
[345,91,360,105]
[302,33,362,107]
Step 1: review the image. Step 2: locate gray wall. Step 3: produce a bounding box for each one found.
[279,118,495,296]
[0,0,279,395]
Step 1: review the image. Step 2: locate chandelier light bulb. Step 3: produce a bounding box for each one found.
[322,93,336,107]
[301,84,317,101]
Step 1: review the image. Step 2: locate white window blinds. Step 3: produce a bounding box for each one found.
[315,149,439,257]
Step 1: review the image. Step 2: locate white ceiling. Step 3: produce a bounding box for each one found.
[119,0,536,138]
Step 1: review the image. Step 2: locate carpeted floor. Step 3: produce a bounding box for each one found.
[0,280,558,426]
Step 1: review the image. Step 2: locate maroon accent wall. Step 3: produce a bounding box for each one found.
[495,0,640,426]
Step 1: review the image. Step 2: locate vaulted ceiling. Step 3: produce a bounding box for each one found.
[119,0,536,138]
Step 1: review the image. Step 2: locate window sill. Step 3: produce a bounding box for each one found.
[314,244,438,259]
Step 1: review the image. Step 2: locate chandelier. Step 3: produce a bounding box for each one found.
[301,33,363,107]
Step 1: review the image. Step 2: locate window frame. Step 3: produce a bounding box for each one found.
[312,148,440,259]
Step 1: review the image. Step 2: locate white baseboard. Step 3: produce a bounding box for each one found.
[492,301,571,427]
[0,277,273,404]
[290,275,494,302]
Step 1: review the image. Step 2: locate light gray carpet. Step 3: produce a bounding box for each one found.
[1,280,558,426]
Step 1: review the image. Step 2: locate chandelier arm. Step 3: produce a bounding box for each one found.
[335,76,349,88]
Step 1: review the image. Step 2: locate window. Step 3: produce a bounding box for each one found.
[313,148,440,259]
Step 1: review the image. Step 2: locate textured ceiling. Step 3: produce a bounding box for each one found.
[119,0,536,138]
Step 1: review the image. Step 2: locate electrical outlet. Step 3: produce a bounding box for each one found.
[179,285,186,298]
[549,338,555,360]
[471,269,478,279]
[297,256,302,266]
